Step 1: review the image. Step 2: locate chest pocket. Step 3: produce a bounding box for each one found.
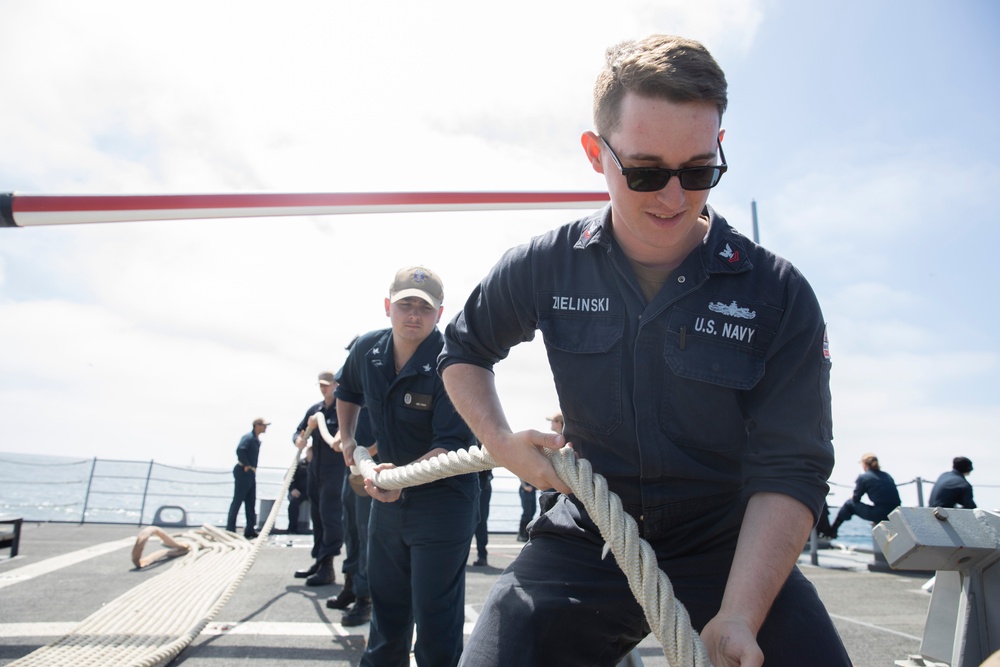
[659,306,772,451]
[396,389,434,423]
[538,314,623,435]
[392,373,437,428]
[380,382,436,465]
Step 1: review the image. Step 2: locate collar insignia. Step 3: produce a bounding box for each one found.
[719,243,740,263]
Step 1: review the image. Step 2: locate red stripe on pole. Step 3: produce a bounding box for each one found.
[4,191,609,227]
[13,192,609,213]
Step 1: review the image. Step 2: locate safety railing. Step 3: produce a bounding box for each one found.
[0,454,527,532]
[3,453,994,533]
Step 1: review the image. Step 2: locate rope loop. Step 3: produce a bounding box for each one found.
[9,448,304,667]
[353,444,712,666]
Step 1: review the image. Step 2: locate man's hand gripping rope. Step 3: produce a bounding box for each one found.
[347,441,713,667]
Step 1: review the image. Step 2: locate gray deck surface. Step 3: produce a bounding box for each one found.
[0,522,935,666]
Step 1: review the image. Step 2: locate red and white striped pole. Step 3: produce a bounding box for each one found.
[0,191,609,228]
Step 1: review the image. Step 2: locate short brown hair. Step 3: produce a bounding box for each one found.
[593,35,728,136]
[861,453,880,472]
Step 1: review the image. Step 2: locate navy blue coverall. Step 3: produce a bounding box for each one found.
[287,459,309,533]
[296,400,346,562]
[337,326,478,667]
[226,431,260,536]
[928,470,976,508]
[440,205,851,667]
[339,407,375,597]
[835,469,901,525]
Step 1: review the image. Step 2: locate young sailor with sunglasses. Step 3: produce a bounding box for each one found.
[439,35,851,667]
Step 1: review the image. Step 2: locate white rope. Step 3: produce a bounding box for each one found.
[9,447,303,667]
[352,444,712,667]
[10,425,708,666]
[315,409,337,447]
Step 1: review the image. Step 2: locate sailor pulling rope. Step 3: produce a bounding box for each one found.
[314,408,712,666]
[16,416,709,667]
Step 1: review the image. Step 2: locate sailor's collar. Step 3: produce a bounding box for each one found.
[366,328,441,376]
[573,205,613,250]
[700,206,754,274]
[572,204,754,276]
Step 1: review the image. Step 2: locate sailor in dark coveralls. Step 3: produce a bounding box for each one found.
[226,417,269,538]
[337,266,478,667]
[292,371,346,587]
[928,456,976,509]
[439,34,852,667]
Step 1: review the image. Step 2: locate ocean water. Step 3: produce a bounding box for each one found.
[0,452,525,531]
[0,451,876,549]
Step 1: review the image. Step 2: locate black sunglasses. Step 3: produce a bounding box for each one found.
[599,136,727,192]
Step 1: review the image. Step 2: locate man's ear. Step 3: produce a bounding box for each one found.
[436,306,444,324]
[581,132,605,175]
[384,297,391,317]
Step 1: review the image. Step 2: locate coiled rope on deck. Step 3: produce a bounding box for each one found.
[350,442,711,667]
[9,445,304,667]
[13,416,708,667]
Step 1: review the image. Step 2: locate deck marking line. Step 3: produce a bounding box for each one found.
[828,613,922,642]
[203,621,342,636]
[0,621,365,638]
[464,604,480,625]
[0,537,135,590]
[0,622,77,637]
[0,615,481,639]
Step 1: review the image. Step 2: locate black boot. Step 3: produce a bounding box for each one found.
[306,556,335,586]
[517,518,529,542]
[326,574,356,609]
[342,596,372,626]
[294,559,321,579]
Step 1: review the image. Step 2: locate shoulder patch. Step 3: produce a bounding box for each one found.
[719,243,740,263]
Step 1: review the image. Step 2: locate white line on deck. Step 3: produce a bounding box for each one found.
[828,613,922,642]
[0,623,77,638]
[0,537,135,590]
[477,543,525,553]
[0,620,480,638]
[464,604,479,625]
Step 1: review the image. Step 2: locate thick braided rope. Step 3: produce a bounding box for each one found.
[353,444,711,667]
[9,448,303,667]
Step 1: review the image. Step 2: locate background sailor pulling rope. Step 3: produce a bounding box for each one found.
[314,414,712,666]
[16,419,708,667]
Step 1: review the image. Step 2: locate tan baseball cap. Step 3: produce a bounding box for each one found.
[253,417,271,427]
[318,371,335,386]
[390,266,444,310]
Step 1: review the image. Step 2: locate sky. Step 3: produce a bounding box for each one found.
[1,0,998,510]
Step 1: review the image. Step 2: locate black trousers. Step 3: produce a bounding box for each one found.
[226,465,256,534]
[474,474,492,558]
[461,495,853,667]
[308,463,346,560]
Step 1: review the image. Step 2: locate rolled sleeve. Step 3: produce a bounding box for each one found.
[740,267,834,522]
[440,243,539,374]
[335,344,366,406]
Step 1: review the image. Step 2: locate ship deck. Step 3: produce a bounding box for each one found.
[0,522,935,666]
